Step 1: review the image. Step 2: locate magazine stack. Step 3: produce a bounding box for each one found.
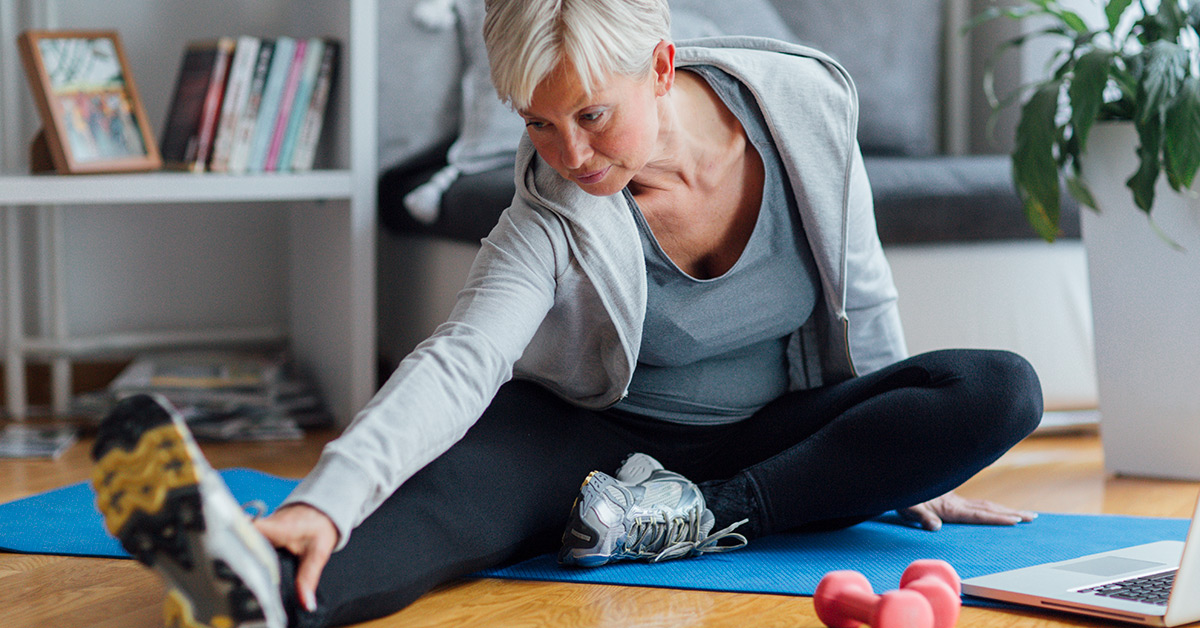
[159,35,340,173]
[0,424,79,460]
[88,350,331,441]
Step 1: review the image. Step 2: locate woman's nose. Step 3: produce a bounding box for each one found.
[559,129,591,170]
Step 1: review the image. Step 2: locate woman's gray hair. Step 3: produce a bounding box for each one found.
[483,0,671,111]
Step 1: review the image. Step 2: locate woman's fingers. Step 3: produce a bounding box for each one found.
[900,492,1038,531]
[253,504,339,612]
[294,535,334,612]
[943,495,1037,524]
[898,502,943,531]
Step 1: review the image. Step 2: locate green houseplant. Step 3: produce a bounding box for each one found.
[976,0,1200,480]
[971,0,1200,241]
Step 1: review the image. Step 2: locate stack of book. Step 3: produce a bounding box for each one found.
[80,350,332,441]
[159,36,340,174]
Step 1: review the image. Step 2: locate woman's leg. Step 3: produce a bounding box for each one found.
[288,380,641,628]
[695,349,1043,537]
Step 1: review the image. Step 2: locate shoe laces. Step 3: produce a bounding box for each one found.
[241,500,269,520]
[625,507,750,563]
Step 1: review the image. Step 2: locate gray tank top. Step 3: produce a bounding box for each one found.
[614,65,821,425]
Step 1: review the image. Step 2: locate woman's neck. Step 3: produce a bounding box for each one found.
[628,69,746,198]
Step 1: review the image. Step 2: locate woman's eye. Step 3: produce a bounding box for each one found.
[580,111,603,123]
[525,120,546,129]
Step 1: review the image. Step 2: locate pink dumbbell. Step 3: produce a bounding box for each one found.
[815,571,933,628]
[899,560,961,628]
[813,560,962,628]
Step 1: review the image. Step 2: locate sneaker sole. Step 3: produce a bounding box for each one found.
[92,397,270,628]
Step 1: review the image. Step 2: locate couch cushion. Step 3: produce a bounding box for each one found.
[766,0,944,157]
[670,0,797,42]
[866,155,1080,243]
[380,147,517,243]
[377,0,462,172]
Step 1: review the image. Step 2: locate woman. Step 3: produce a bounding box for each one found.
[90,1,1042,626]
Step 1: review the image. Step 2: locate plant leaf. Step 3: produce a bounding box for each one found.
[1014,82,1065,241]
[1106,0,1134,33]
[1057,9,1090,34]
[1135,41,1189,126]
[981,26,1072,109]
[1158,0,1189,39]
[1066,174,1099,210]
[1137,0,1187,43]
[1068,50,1115,153]
[1163,76,1200,191]
[961,5,1043,34]
[1127,113,1163,213]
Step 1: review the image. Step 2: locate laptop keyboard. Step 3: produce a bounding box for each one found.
[1078,570,1176,606]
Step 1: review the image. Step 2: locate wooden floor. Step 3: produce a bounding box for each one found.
[3,426,1196,628]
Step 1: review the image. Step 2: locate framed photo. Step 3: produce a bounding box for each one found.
[17,30,161,173]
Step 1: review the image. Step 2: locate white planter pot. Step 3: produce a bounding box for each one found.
[1080,122,1200,480]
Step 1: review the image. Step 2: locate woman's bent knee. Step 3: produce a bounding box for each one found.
[967,349,1043,445]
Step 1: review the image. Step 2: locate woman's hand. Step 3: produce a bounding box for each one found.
[254,503,340,613]
[898,491,1037,531]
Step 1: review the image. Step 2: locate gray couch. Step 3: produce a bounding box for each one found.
[376,0,1080,245]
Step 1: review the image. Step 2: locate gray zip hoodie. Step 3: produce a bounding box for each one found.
[285,37,907,551]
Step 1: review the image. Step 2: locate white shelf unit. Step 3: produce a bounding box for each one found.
[1,0,378,425]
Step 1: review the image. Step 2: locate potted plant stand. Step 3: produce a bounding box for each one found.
[1080,122,1200,480]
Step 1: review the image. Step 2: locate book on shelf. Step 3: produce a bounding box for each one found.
[226,39,276,174]
[273,39,325,172]
[263,38,309,172]
[208,36,262,173]
[290,41,340,172]
[159,37,236,172]
[246,36,297,173]
[160,35,339,175]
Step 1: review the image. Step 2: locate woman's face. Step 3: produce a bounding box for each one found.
[519,47,671,197]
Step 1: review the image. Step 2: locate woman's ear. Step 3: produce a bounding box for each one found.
[652,40,676,97]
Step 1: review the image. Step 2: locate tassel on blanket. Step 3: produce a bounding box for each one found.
[404,164,462,224]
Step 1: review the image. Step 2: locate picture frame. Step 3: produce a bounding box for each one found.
[17,30,161,174]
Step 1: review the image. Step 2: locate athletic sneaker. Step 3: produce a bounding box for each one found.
[614,451,666,485]
[558,454,748,567]
[91,394,286,628]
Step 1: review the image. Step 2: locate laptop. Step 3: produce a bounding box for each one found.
[962,493,1200,626]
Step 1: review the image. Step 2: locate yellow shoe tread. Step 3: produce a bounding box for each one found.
[92,424,201,535]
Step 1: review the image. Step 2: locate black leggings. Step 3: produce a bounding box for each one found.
[285,349,1042,627]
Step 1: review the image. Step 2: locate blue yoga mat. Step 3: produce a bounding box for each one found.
[477,513,1189,607]
[0,471,1189,607]
[0,468,298,559]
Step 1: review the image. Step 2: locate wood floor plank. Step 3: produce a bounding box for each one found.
[3,429,1195,628]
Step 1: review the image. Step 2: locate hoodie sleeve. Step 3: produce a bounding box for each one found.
[281,202,567,551]
[842,144,908,374]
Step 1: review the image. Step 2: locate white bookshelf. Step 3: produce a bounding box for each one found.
[1,0,378,425]
[0,171,356,205]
